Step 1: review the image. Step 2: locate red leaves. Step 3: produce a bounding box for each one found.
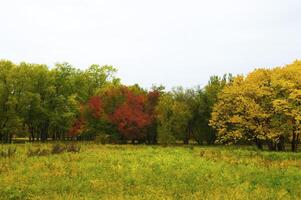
[88,96,103,118]
[70,85,160,140]
[110,90,152,140]
[68,96,103,137]
[68,118,84,137]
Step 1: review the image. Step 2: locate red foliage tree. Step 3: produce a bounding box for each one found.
[68,104,86,137]
[110,89,152,140]
[88,96,103,119]
[68,96,103,138]
[68,118,84,137]
[69,86,161,142]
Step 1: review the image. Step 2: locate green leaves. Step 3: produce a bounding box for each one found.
[156,92,192,144]
[0,59,118,142]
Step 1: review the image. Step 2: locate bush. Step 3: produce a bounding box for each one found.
[0,146,17,158]
[51,143,66,154]
[27,143,81,157]
[66,143,81,153]
[27,147,50,157]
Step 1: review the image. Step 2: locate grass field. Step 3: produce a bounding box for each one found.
[1,144,301,200]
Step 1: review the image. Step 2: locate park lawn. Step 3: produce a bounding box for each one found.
[0,144,301,200]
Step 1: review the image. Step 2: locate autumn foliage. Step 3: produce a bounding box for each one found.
[210,60,301,151]
[72,85,159,142]
[9,57,297,151]
[110,90,152,140]
[68,118,84,137]
[88,96,103,119]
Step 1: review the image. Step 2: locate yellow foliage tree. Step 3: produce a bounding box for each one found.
[271,61,301,151]
[210,60,301,151]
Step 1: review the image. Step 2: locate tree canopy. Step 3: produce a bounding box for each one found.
[0,58,300,151]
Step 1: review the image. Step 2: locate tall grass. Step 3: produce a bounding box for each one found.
[0,144,300,199]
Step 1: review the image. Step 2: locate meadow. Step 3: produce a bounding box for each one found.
[0,144,301,200]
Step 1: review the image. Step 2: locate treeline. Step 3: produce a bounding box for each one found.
[73,75,232,145]
[0,59,300,151]
[0,60,119,143]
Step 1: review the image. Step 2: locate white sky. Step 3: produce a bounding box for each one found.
[1,0,300,89]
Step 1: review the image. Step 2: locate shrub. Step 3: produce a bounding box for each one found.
[66,143,81,153]
[27,143,81,156]
[27,147,50,157]
[0,146,17,158]
[51,143,66,154]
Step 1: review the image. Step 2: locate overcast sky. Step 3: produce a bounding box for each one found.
[1,0,300,89]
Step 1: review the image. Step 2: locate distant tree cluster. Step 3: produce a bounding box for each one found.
[75,84,161,144]
[0,60,118,143]
[0,59,300,151]
[210,61,301,151]
[73,75,231,145]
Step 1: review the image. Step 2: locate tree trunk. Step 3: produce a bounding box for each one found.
[296,133,300,152]
[8,133,12,144]
[277,135,285,151]
[292,132,297,152]
[267,141,276,151]
[40,121,49,142]
[184,127,192,145]
[30,127,35,142]
[183,138,189,144]
[2,132,12,144]
[254,138,263,150]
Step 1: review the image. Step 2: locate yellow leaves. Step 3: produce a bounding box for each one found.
[211,60,301,144]
[231,130,243,139]
[296,116,301,123]
[272,99,290,113]
[229,115,242,124]
[289,89,301,101]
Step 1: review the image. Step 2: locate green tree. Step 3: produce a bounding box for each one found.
[0,60,21,142]
[156,92,192,144]
[191,75,231,144]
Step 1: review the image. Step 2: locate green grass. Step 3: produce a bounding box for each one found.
[1,144,301,200]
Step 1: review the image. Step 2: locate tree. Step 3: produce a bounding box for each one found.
[271,61,301,151]
[17,63,52,141]
[156,92,192,144]
[110,89,152,142]
[210,61,301,151]
[144,86,163,144]
[191,75,231,144]
[0,60,21,143]
[84,64,119,99]
[79,85,156,143]
[210,70,278,149]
